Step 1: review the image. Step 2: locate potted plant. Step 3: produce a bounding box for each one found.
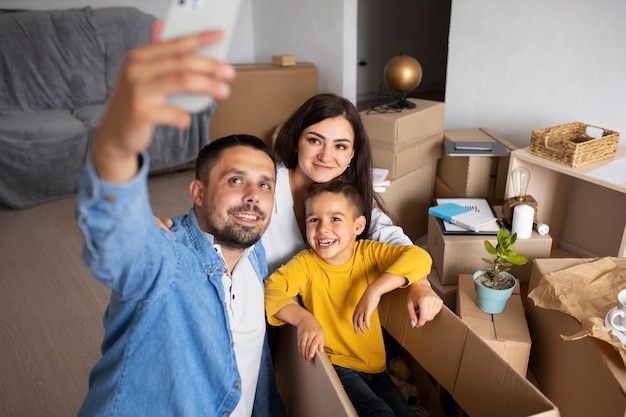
[473,228,528,314]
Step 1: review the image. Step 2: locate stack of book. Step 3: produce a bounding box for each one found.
[428,202,498,233]
[373,167,391,193]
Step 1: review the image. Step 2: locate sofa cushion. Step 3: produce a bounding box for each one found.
[92,7,154,94]
[0,110,90,208]
[0,8,106,115]
[73,104,106,129]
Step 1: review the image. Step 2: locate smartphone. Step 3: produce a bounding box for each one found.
[160,0,242,113]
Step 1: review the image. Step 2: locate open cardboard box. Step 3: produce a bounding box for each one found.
[527,257,626,417]
[274,286,559,417]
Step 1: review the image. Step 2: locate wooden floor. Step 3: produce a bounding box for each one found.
[0,169,195,417]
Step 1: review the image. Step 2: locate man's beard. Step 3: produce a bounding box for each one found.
[211,205,266,250]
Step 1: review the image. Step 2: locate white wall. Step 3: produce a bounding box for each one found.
[6,0,625,126]
[2,0,356,101]
[445,0,626,148]
[250,0,357,102]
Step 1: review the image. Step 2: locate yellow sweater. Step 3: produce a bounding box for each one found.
[265,240,431,373]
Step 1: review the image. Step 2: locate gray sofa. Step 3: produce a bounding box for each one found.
[0,7,212,209]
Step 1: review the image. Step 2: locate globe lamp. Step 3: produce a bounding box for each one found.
[384,54,422,109]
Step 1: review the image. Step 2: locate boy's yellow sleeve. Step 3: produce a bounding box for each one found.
[264,250,311,326]
[373,242,432,286]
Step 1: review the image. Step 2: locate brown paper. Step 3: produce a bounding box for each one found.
[528,257,626,366]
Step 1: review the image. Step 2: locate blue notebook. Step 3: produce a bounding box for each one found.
[428,202,498,232]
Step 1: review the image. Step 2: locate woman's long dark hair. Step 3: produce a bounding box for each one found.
[274,93,389,240]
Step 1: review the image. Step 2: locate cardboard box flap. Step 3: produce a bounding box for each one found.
[380,288,466,393]
[455,330,556,417]
[381,287,559,416]
[275,324,358,417]
[492,296,532,343]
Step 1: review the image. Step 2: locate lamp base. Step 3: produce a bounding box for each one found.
[502,195,538,225]
[387,97,416,109]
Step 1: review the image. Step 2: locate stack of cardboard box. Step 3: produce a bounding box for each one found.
[427,127,553,308]
[435,127,517,206]
[360,99,445,241]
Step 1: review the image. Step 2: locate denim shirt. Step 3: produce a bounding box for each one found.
[75,153,283,417]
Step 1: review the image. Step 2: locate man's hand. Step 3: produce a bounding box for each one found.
[154,216,174,237]
[406,279,443,328]
[93,22,235,182]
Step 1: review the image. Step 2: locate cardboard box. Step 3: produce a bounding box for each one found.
[437,128,517,205]
[275,287,559,417]
[427,215,553,286]
[370,131,443,180]
[378,161,436,241]
[361,99,445,179]
[209,63,318,146]
[433,175,456,198]
[427,267,457,312]
[457,274,531,376]
[272,54,296,66]
[526,258,626,417]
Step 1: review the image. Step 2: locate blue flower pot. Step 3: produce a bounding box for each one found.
[473,270,516,314]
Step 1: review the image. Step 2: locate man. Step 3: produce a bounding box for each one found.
[76,28,283,416]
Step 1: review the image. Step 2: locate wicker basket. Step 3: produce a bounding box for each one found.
[530,122,620,168]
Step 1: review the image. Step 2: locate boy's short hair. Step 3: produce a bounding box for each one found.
[304,176,365,217]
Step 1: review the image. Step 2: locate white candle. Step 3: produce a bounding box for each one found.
[512,204,534,239]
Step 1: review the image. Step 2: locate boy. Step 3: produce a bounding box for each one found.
[264,177,433,417]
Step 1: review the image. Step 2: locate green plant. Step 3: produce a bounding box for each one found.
[476,228,528,290]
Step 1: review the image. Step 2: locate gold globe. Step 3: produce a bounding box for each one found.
[383,55,422,109]
[384,55,422,93]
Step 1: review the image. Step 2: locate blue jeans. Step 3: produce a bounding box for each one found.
[333,365,416,417]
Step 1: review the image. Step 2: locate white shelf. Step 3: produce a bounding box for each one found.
[506,147,626,257]
[510,147,626,193]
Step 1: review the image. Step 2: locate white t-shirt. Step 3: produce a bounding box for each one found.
[213,243,264,417]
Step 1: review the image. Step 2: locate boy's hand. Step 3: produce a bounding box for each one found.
[353,289,381,334]
[353,271,408,333]
[295,315,325,365]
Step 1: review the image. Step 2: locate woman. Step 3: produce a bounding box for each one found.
[262,93,442,327]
